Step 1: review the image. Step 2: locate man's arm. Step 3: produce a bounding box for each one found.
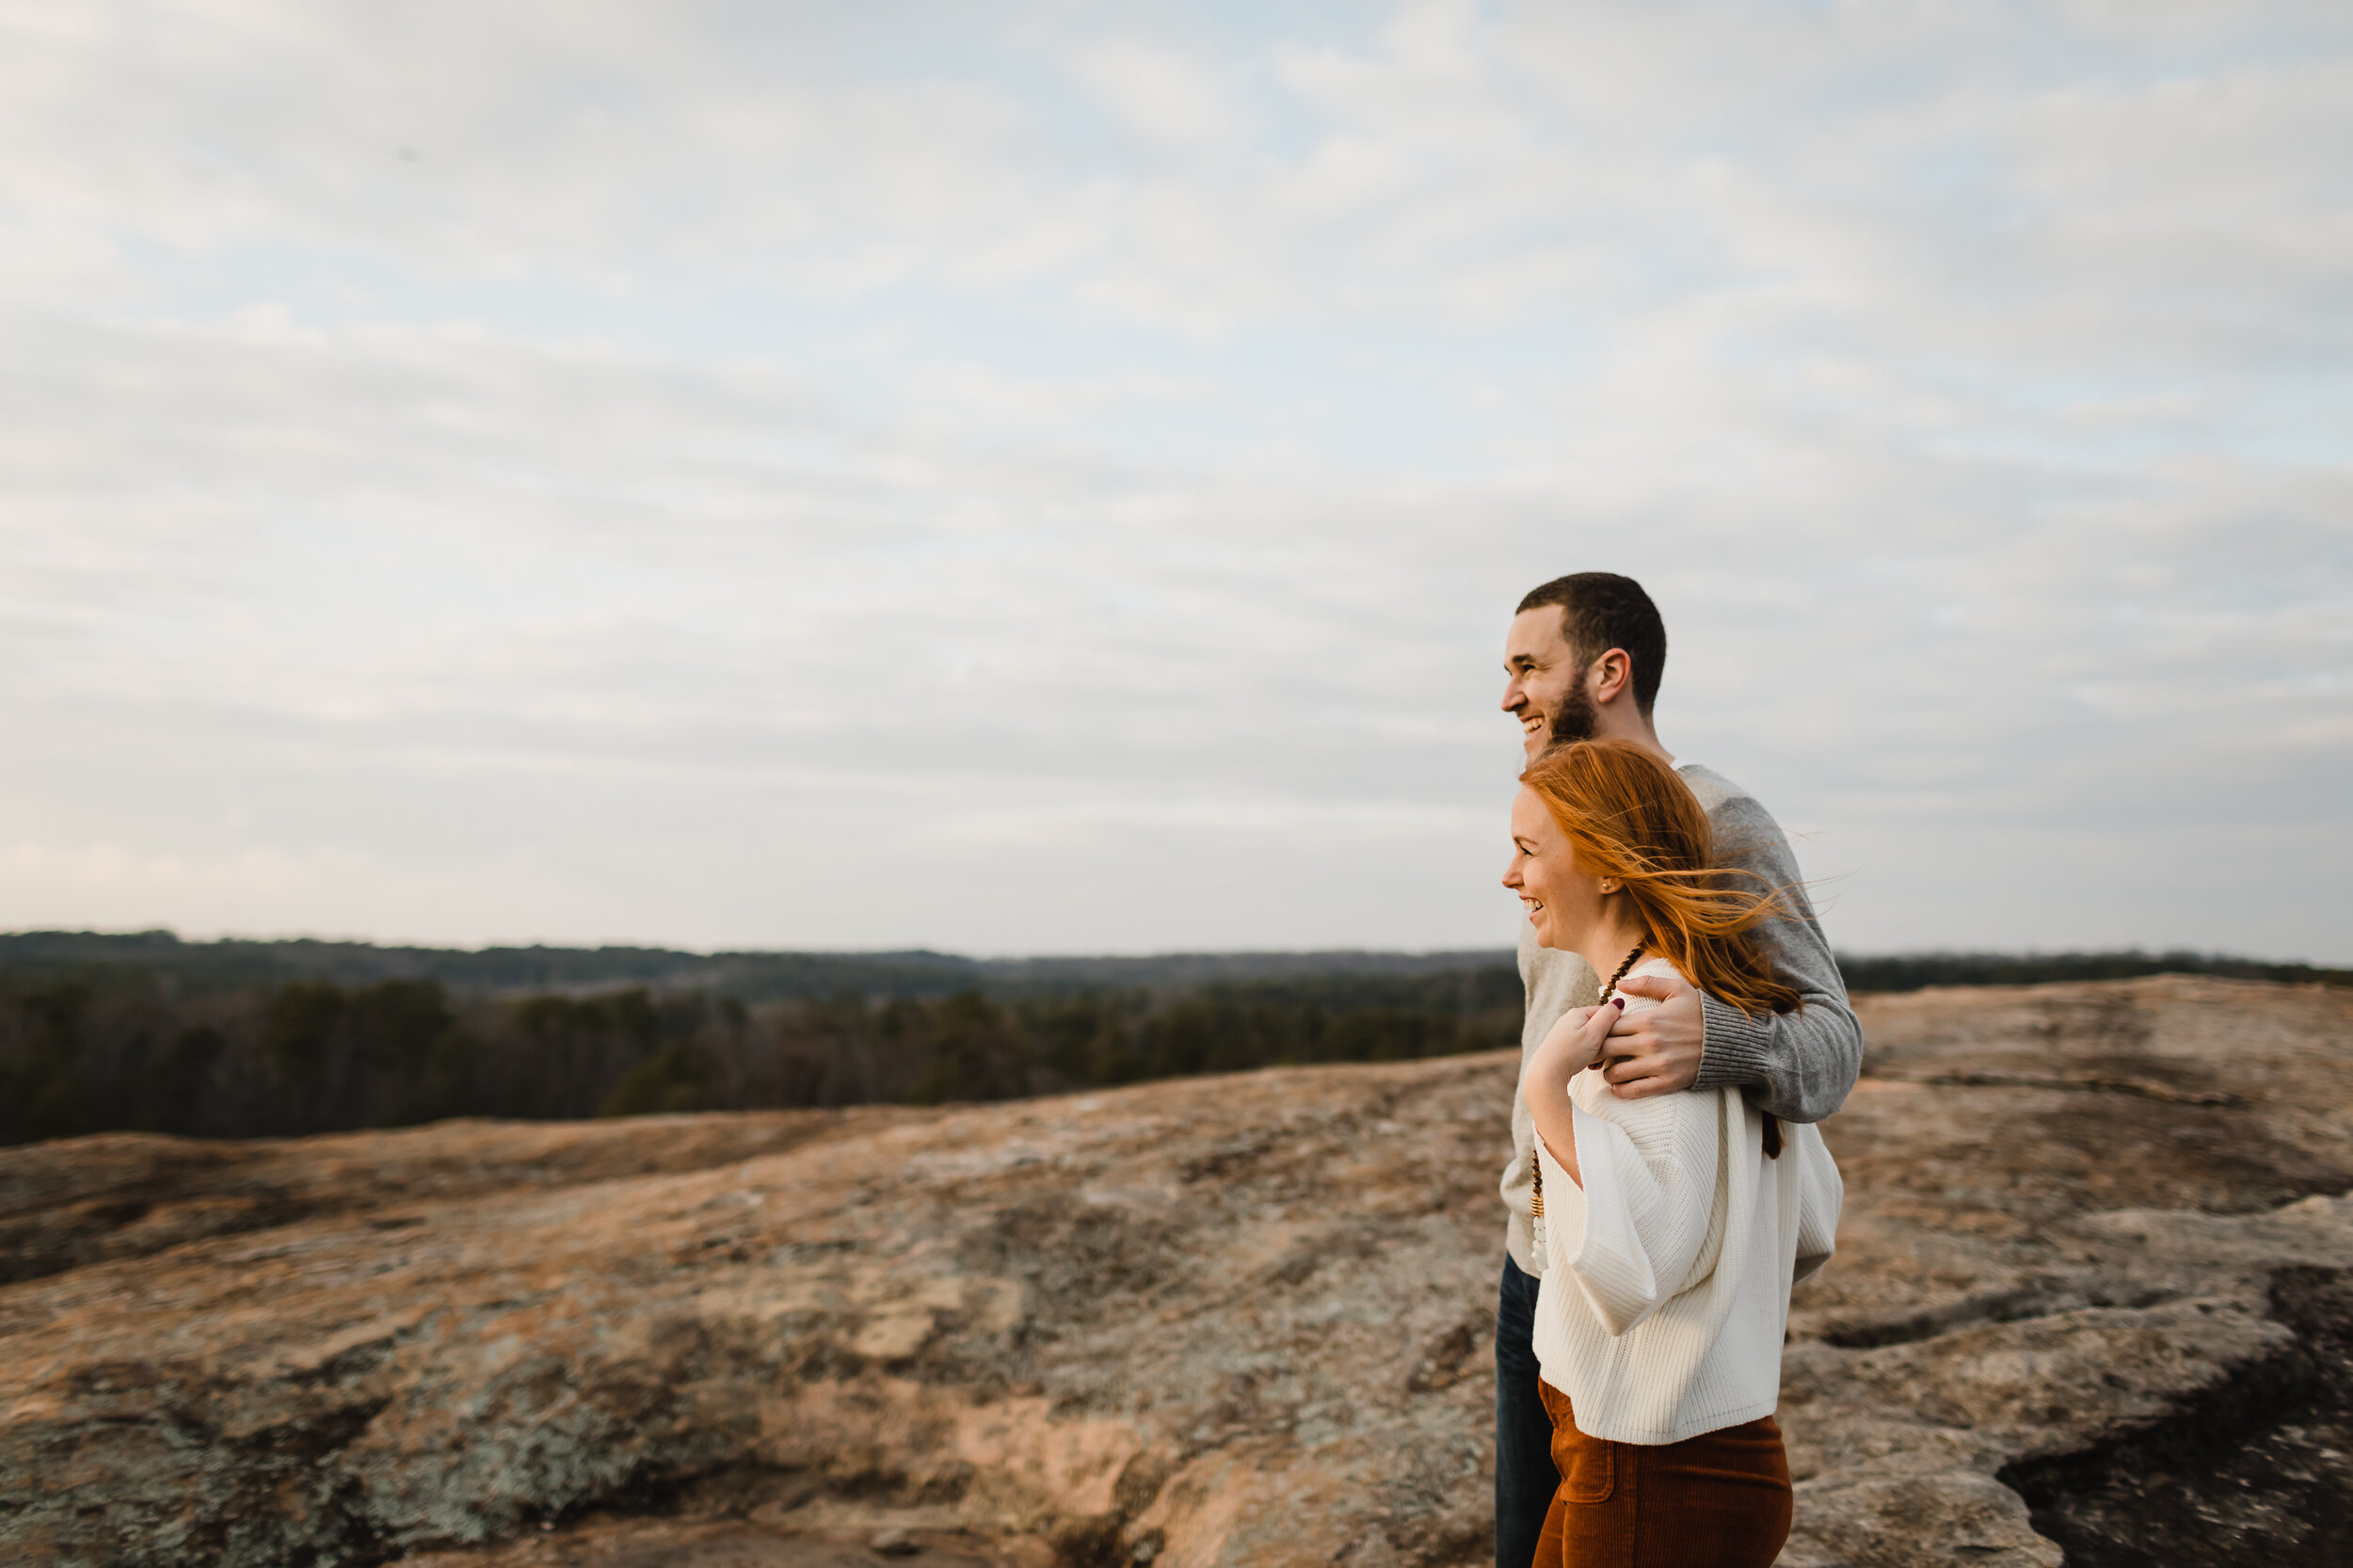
[1594,793,1861,1124]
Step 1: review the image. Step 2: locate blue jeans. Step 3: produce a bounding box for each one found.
[1496,1254,1559,1568]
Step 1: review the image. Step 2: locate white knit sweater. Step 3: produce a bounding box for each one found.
[1531,958,1843,1446]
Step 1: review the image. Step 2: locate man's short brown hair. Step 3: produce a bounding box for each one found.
[1515,572,1667,715]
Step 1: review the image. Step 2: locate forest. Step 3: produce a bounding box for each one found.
[2,932,2343,1147]
[0,953,1524,1145]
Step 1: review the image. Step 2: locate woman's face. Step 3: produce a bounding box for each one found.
[1503,786,1608,952]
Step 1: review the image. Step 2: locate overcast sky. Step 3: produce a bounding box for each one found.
[3,1,2348,962]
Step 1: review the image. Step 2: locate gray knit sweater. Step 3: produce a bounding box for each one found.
[1499,761,1862,1275]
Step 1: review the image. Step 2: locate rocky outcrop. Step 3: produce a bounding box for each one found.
[3,975,2348,1567]
[1783,978,2353,1568]
[0,1112,882,1287]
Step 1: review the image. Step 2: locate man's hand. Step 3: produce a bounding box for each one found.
[1591,973,1705,1098]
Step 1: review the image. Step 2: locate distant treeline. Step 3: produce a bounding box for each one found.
[3,933,2342,1146]
[0,963,1524,1146]
[1831,951,2352,993]
[0,930,1518,1004]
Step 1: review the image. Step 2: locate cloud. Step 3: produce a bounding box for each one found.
[1065,37,1247,153]
[0,0,2346,958]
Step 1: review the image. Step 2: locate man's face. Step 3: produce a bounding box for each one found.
[1501,607,1589,762]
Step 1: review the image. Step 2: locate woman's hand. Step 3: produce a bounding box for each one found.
[1522,999,1624,1190]
[1526,1000,1622,1102]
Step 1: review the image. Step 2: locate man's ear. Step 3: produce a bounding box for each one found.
[1591,648,1634,705]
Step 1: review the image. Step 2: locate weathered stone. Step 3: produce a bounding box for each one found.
[1,975,2346,1567]
[0,1111,899,1287]
[1778,976,2353,1568]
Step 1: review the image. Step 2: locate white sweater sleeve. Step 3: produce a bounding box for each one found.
[1551,1086,1725,1336]
[1788,1121,1844,1287]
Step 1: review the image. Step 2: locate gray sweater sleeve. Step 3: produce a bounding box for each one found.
[1688,788,1862,1124]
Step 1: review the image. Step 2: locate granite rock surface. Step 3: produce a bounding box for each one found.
[3,975,2348,1567]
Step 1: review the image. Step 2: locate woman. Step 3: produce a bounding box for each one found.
[1501,739,1843,1568]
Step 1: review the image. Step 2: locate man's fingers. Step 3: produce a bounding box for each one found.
[1602,1008,1660,1047]
[1612,974,1682,1000]
[1603,1051,1704,1096]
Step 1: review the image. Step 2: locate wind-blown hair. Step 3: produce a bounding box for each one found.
[1519,739,1801,1021]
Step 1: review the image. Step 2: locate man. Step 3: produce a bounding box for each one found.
[1491,571,1861,1568]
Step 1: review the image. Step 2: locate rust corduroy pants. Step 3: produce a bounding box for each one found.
[1531,1380,1792,1568]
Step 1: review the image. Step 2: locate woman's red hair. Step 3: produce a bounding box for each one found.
[1519,740,1801,1020]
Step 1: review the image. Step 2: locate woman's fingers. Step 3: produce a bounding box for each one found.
[1577,997,1627,1068]
[1535,1000,1619,1077]
[1578,998,1624,1047]
[1539,1004,1596,1053]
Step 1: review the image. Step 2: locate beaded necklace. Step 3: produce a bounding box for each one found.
[1530,941,1646,1244]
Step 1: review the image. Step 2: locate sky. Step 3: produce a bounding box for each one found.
[2,0,2348,962]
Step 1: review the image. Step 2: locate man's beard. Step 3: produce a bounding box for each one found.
[1546,682,1599,748]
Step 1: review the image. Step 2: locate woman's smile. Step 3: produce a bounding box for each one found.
[1504,785,1603,955]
